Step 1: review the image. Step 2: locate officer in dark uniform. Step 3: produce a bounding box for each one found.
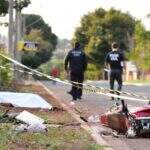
[105,42,126,100]
[65,42,87,101]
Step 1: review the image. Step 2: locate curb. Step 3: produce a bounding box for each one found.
[38,81,113,150]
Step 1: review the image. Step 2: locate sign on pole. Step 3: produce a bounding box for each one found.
[18,41,38,51]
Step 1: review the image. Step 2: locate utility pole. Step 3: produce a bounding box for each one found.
[14,0,30,81]
[14,8,22,81]
[8,0,16,83]
[8,0,14,59]
[14,4,19,80]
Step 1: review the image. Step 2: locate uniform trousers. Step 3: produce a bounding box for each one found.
[109,69,123,99]
[70,70,84,100]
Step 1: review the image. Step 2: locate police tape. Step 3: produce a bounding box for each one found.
[0,53,149,102]
[0,63,148,101]
[103,69,149,99]
[85,82,150,100]
[1,64,148,102]
[0,65,149,102]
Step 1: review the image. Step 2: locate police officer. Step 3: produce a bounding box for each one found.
[65,42,87,101]
[105,42,126,100]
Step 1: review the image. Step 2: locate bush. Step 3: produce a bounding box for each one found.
[36,58,64,80]
[21,52,41,69]
[0,49,13,87]
[85,63,101,80]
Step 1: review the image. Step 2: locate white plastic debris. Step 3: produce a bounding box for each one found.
[14,124,28,132]
[16,110,44,125]
[0,92,52,109]
[14,111,48,133]
[27,124,47,132]
[126,127,136,138]
[14,124,47,133]
[69,101,75,106]
[88,115,100,123]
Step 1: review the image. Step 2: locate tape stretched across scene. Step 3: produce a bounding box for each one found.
[0,53,149,102]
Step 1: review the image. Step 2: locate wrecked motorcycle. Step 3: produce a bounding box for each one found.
[100,100,150,138]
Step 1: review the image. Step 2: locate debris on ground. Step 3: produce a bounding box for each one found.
[16,110,44,125]
[88,115,100,123]
[0,110,19,123]
[0,83,103,149]
[14,110,47,133]
[100,100,150,138]
[14,123,47,133]
[0,92,52,109]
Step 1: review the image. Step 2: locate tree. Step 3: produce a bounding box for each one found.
[24,14,57,49]
[22,29,54,68]
[0,0,31,16]
[129,21,150,75]
[14,0,30,12]
[73,8,136,70]
[22,14,58,68]
[0,0,9,16]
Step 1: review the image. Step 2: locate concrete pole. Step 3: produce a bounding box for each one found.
[8,0,16,83]
[14,8,23,81]
[14,8,18,80]
[8,0,14,58]
[16,11,23,81]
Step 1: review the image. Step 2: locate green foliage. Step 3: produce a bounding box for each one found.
[0,0,9,16]
[73,8,136,75]
[0,125,103,150]
[24,14,57,49]
[129,21,150,71]
[14,0,31,11]
[37,58,64,80]
[22,15,58,69]
[23,29,54,68]
[85,63,101,80]
[21,52,41,69]
[0,49,13,86]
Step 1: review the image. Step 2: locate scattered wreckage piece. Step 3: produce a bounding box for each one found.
[14,123,47,133]
[16,110,44,125]
[100,100,150,138]
[14,111,47,133]
[0,109,47,133]
[0,92,52,109]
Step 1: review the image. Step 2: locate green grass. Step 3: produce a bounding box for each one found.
[0,84,104,149]
[0,124,104,150]
[36,111,76,125]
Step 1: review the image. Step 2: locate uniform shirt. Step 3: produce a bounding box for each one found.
[65,48,87,72]
[105,50,125,70]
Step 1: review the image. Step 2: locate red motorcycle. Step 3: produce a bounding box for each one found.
[100,100,150,137]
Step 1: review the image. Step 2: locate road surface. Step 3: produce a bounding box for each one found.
[42,80,150,150]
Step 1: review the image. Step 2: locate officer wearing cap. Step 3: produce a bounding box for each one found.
[105,42,126,100]
[65,42,87,101]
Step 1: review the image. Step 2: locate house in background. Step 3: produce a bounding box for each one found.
[124,61,138,81]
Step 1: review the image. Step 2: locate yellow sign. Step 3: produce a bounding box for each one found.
[18,41,38,51]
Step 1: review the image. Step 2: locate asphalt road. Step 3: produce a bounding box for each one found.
[42,80,150,150]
